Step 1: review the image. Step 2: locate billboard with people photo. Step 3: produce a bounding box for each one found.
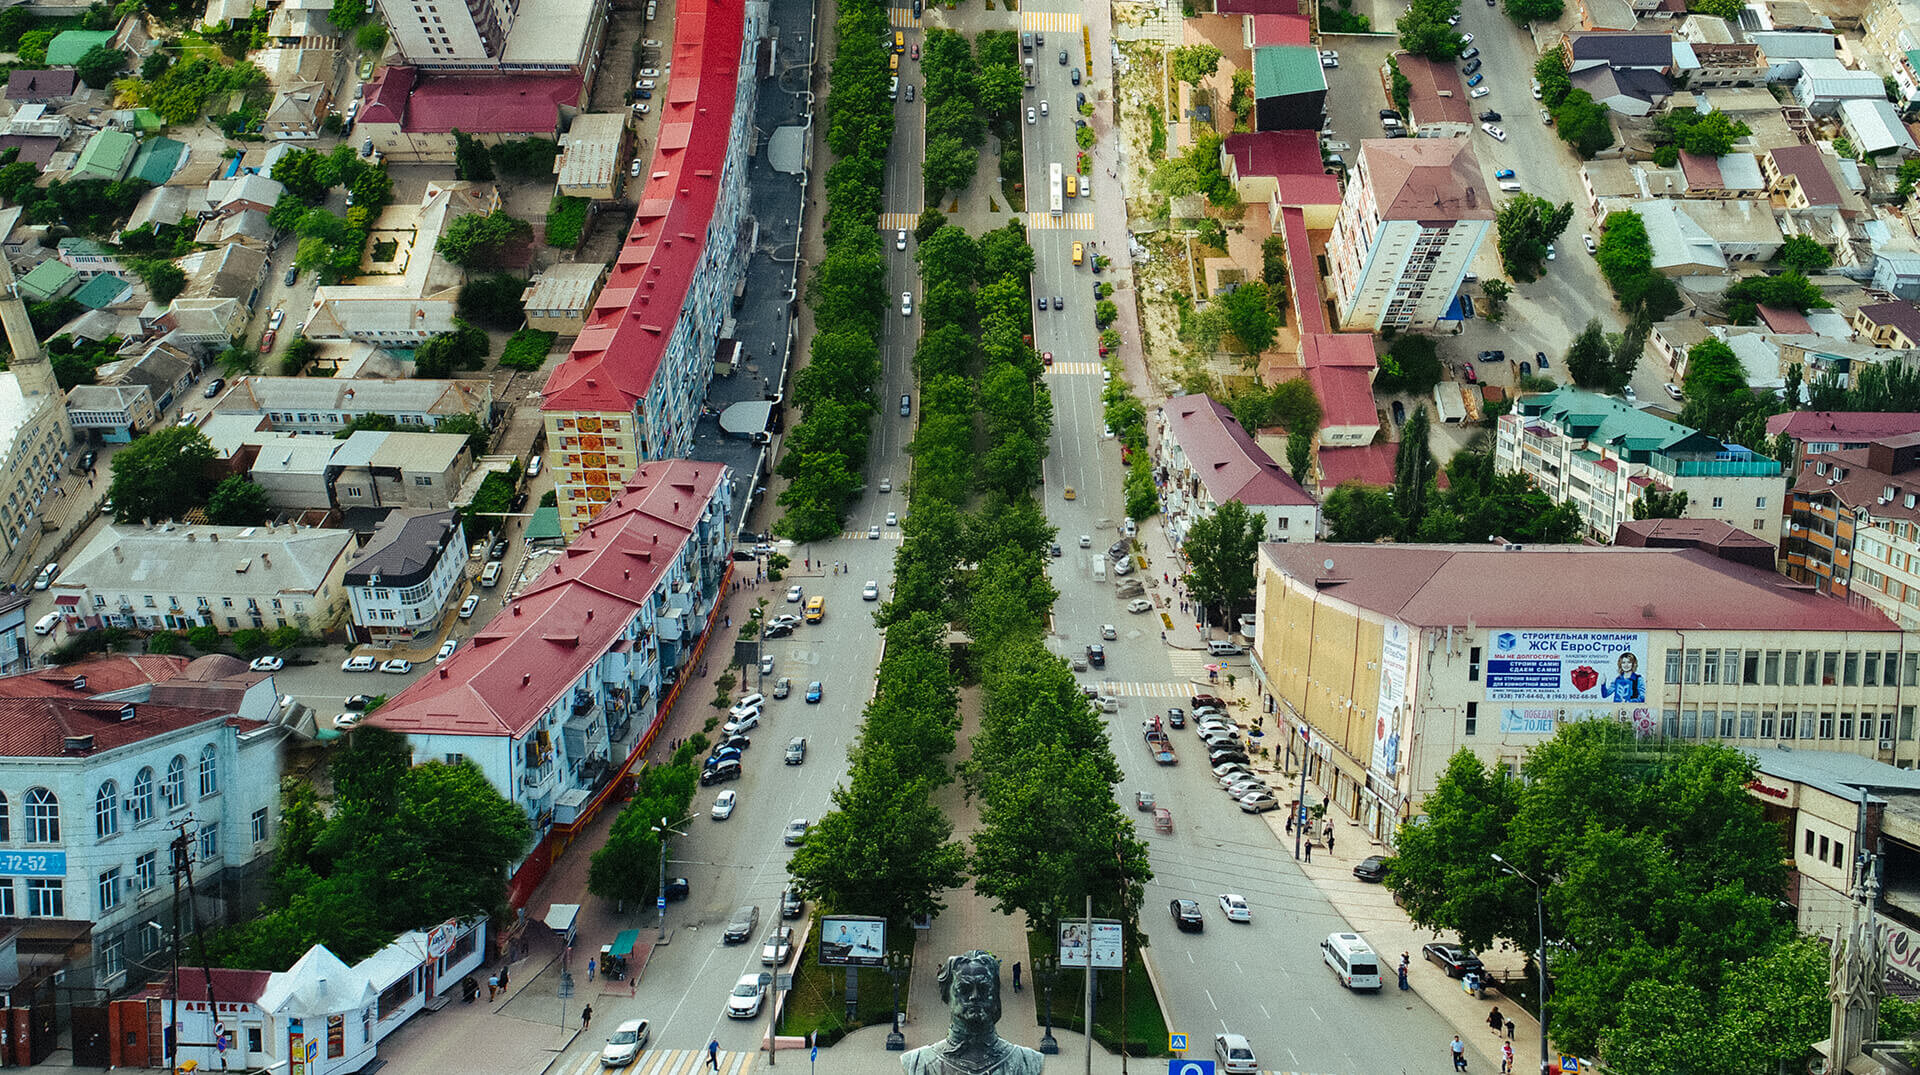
[1486,630,1647,703]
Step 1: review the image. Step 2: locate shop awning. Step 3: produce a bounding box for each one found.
[609,928,640,957]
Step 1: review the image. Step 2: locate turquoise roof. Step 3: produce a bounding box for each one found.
[1515,387,1725,460]
[128,137,185,185]
[1253,46,1325,99]
[525,505,563,543]
[45,30,116,67]
[18,259,77,302]
[72,274,131,310]
[72,128,136,180]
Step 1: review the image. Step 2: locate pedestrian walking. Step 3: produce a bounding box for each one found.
[708,1040,722,1070]
[499,965,509,990]
[1487,1007,1504,1037]
[487,975,498,1001]
[1303,840,1312,862]
[1397,962,1409,991]
[581,1005,593,1030]
[1451,1036,1468,1071]
[1505,1018,1516,1041]
[1012,962,1022,991]
[630,975,638,998]
[588,958,596,982]
[1501,1041,1513,1073]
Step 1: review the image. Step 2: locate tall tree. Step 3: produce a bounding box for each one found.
[108,426,218,523]
[1170,44,1223,85]
[1182,499,1262,618]
[788,753,967,926]
[1495,194,1575,282]
[1777,234,1832,275]
[1286,429,1313,484]
[1220,282,1279,356]
[1631,488,1688,519]
[1393,405,1436,540]
[206,475,271,525]
[1563,318,1612,388]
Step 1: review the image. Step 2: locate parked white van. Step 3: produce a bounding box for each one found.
[1321,932,1383,990]
[480,561,504,587]
[341,655,379,672]
[1091,556,1106,582]
[32,613,59,635]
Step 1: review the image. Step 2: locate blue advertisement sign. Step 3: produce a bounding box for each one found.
[0,851,65,877]
[1486,630,1647,703]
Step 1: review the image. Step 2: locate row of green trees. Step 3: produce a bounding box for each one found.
[1323,417,1585,543]
[269,145,396,284]
[1386,721,1920,1070]
[921,29,1021,201]
[1592,210,1682,320]
[1534,54,1614,158]
[771,0,895,542]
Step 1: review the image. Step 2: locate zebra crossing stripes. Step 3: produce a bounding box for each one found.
[1021,10,1082,32]
[840,531,904,542]
[889,7,919,25]
[1043,361,1103,376]
[1026,211,1095,231]
[1082,681,1190,698]
[1167,650,1214,679]
[880,212,923,231]
[567,1047,756,1075]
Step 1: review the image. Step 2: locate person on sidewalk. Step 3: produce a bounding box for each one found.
[1012,961,1022,991]
[588,957,596,982]
[581,1005,593,1030]
[1487,1006,1504,1037]
[1501,1041,1514,1073]
[1505,1018,1516,1041]
[708,1040,722,1070]
[1451,1036,1468,1071]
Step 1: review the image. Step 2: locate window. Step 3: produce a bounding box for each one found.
[1718,710,1736,737]
[1665,650,1683,684]
[198,745,218,797]
[1784,651,1801,686]
[1840,712,1855,739]
[1465,702,1477,736]
[97,868,120,912]
[443,753,465,765]
[24,788,58,843]
[100,936,123,981]
[0,881,16,916]
[1760,707,1776,738]
[1702,649,1719,685]
[1743,651,1760,685]
[1884,713,1897,741]
[94,782,118,839]
[163,757,186,808]
[1824,652,1839,686]
[1712,496,1724,508]
[1802,711,1818,739]
[251,808,268,845]
[1468,647,1482,681]
[248,1027,263,1053]
[130,768,153,825]
[1866,652,1882,687]
[1908,653,1920,687]
[1846,652,1860,687]
[1662,709,1680,737]
[25,879,61,917]
[1834,839,1847,868]
[135,850,156,893]
[1684,649,1701,684]
[1821,712,1836,739]
[198,824,219,861]
[1765,650,1780,685]
[0,789,10,841]
[1819,834,1830,862]
[1906,706,1917,740]
[1681,708,1698,737]
[1806,828,1816,855]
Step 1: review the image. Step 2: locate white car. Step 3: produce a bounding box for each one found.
[333,712,362,731]
[730,693,765,716]
[1460,31,1474,43]
[1532,79,1544,99]
[885,511,898,525]
[1481,123,1507,141]
[726,973,765,1018]
[460,595,481,619]
[248,656,284,672]
[761,926,795,966]
[901,291,913,316]
[601,1019,650,1067]
[1079,535,1092,547]
[1546,242,1557,260]
[784,818,810,845]
[1218,893,1252,922]
[267,309,285,330]
[1026,106,1036,124]
[863,580,880,601]
[1583,233,1597,254]
[1664,383,1683,400]
[711,789,738,819]
[1215,1033,1258,1075]
[435,639,457,665]
[897,229,908,250]
[379,658,413,674]
[1101,624,1117,640]
[787,584,804,603]
[723,709,761,736]
[1470,85,1490,98]
[1127,598,1154,614]
[639,67,661,78]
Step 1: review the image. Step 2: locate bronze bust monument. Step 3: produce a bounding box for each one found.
[902,951,1044,1075]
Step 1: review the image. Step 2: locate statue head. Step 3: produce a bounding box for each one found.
[936,950,1003,1038]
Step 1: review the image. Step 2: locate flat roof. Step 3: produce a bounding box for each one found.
[556,113,627,192]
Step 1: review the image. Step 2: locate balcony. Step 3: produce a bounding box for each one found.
[1650,451,1782,479]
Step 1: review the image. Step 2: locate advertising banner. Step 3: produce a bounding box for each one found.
[1371,622,1411,779]
[1499,705,1656,736]
[818,916,886,967]
[1486,630,1648,703]
[1058,919,1124,969]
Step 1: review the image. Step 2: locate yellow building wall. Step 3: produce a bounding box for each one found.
[544,408,640,536]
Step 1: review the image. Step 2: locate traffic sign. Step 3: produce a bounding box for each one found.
[658,897,667,909]
[1561,1057,1580,1074]
[1168,1033,1188,1052]
[1168,1060,1213,1075]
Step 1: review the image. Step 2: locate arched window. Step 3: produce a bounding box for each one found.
[129,768,153,825]
[24,788,58,843]
[198,745,219,797]
[163,756,186,809]
[0,789,12,841]
[94,782,118,839]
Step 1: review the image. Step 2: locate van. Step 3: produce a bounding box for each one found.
[1072,241,1085,266]
[1322,932,1383,990]
[527,454,543,477]
[1498,181,1522,193]
[480,561,504,587]
[889,52,899,71]
[894,30,905,52]
[341,655,379,672]
[32,613,59,636]
[1092,556,1106,582]
[890,75,899,99]
[1207,640,1244,657]
[804,595,826,623]
[1065,174,1077,198]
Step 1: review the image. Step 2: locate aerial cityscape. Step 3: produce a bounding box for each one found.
[8,0,1920,1068]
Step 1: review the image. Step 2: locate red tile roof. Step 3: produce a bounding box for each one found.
[1756,304,1810,333]
[1279,207,1327,335]
[1317,443,1397,487]
[137,968,274,1003]
[0,698,242,757]
[1299,332,1377,368]
[541,0,743,416]
[1164,395,1316,507]
[1248,14,1311,45]
[402,71,581,135]
[370,461,727,739]
[1264,542,1898,631]
[0,655,191,698]
[1216,0,1299,12]
[1766,410,1920,441]
[358,65,415,126]
[1303,361,1379,429]
[1679,150,1722,190]
[1224,130,1322,179]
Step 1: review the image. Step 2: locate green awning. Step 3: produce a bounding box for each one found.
[609,928,641,957]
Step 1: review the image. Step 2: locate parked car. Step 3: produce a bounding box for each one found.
[711,789,738,819]
[1422,942,1485,979]
[1353,855,1390,882]
[783,818,810,845]
[378,658,412,674]
[248,656,284,672]
[762,927,795,966]
[701,759,743,785]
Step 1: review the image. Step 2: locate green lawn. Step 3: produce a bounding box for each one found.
[780,929,910,1046]
[1025,933,1170,1057]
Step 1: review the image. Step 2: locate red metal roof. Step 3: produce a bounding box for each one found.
[358,65,415,126]
[1224,131,1324,180]
[370,461,727,739]
[1264,542,1899,632]
[541,0,744,415]
[1317,443,1397,488]
[1859,301,1920,342]
[1298,332,1377,368]
[136,968,274,1003]
[1279,207,1327,335]
[0,655,191,697]
[1164,395,1316,507]
[1756,304,1811,334]
[1766,411,1920,441]
[1247,14,1311,45]
[402,71,581,134]
[1303,361,1379,429]
[1768,144,1845,208]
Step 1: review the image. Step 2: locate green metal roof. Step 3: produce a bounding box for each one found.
[56,237,110,256]
[525,505,563,544]
[72,274,131,310]
[1253,46,1325,99]
[45,30,115,67]
[17,259,77,302]
[128,137,186,185]
[72,129,136,180]
[1517,387,1726,458]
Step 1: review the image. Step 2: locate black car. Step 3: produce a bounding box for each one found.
[1379,109,1402,121]
[781,888,805,918]
[1169,898,1205,932]
[203,378,225,398]
[1479,110,1501,122]
[1059,49,1068,64]
[1191,694,1226,710]
[664,876,691,900]
[1353,855,1389,882]
[1208,747,1250,766]
[1422,942,1484,979]
[700,758,743,785]
[78,449,96,471]
[489,537,509,560]
[1076,91,1086,108]
[764,622,795,639]
[1050,543,1062,557]
[1109,540,1130,560]
[1053,295,1064,310]
[720,733,751,752]
[1166,706,1186,728]
[1071,67,1081,85]
[509,491,529,513]
[284,266,299,286]
[1087,644,1105,668]
[1463,58,1481,75]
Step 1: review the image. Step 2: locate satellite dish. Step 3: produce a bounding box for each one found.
[1809,1058,1830,1075]
[1323,558,1335,572]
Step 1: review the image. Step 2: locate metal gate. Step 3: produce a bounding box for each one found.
[70,1007,108,1067]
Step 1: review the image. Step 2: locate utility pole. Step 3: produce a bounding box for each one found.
[1083,895,1094,1075]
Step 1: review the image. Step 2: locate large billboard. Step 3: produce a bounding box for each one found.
[1499,705,1656,737]
[1057,920,1124,969]
[1371,622,1411,779]
[1486,630,1648,703]
[818,916,886,967]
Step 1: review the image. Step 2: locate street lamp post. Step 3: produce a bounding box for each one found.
[885,951,910,1051]
[654,817,689,941]
[1491,853,1549,1075]
[1035,953,1059,1055]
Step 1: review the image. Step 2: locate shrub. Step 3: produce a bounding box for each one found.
[500,329,558,371]
[545,195,588,248]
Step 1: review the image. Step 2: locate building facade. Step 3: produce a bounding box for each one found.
[344,509,467,643]
[210,377,493,436]
[1325,139,1493,332]
[1158,394,1320,546]
[55,523,354,634]
[540,0,762,536]
[1496,388,1786,543]
[1783,433,1920,628]
[1250,541,1913,844]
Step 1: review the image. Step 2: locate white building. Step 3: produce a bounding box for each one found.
[1325,139,1494,333]
[210,376,493,436]
[55,523,355,634]
[1158,394,1320,546]
[376,0,606,73]
[0,654,282,992]
[1496,387,1786,544]
[344,509,467,643]
[300,182,494,345]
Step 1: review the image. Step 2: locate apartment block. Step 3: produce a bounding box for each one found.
[1325,139,1493,332]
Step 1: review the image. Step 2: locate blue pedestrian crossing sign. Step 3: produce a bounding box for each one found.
[1560,1057,1580,1074]
[1168,1060,1213,1075]
[1168,1034,1188,1052]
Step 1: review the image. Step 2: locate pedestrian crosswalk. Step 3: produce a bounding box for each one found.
[1083,681,1192,698]
[1027,211,1095,231]
[889,6,919,25]
[574,1047,757,1075]
[1021,10,1082,32]
[1168,649,1214,680]
[1044,361,1103,375]
[879,212,922,231]
[839,531,904,542]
